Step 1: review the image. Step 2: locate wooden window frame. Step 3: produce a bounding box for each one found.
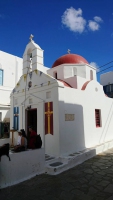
[95,109,101,127]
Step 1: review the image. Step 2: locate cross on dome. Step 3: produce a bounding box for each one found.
[29,34,34,41]
[67,49,71,54]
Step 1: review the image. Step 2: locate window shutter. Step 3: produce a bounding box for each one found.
[0,70,3,85]
[13,107,19,130]
[95,109,100,127]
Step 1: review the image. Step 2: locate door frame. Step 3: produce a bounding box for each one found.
[25,108,37,136]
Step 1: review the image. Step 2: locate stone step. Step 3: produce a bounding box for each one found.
[45,139,113,175]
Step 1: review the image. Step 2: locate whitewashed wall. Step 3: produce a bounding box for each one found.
[47,65,64,80]
[0,148,45,189]
[10,74,60,156]
[0,107,10,121]
[86,65,97,81]
[0,51,22,123]
[0,51,22,88]
[23,40,49,75]
[58,87,86,155]
[10,86,59,155]
[47,63,97,89]
[10,73,113,158]
[58,80,113,156]
[44,86,60,156]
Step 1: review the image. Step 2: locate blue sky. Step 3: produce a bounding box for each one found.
[0,0,113,81]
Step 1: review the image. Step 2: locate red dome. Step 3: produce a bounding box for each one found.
[52,54,89,68]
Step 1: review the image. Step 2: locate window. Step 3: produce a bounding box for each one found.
[0,69,3,85]
[103,84,113,98]
[27,48,32,71]
[73,67,77,76]
[106,84,113,92]
[106,85,110,93]
[0,112,2,121]
[30,53,32,59]
[111,84,113,92]
[90,70,93,80]
[54,72,57,79]
[95,109,101,127]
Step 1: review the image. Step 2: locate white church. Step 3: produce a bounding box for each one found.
[1,35,113,188]
[9,35,113,157]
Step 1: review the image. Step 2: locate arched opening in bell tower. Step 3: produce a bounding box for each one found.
[27,48,32,72]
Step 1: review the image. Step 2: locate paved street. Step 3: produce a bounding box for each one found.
[1,148,113,200]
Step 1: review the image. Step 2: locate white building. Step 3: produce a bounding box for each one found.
[0,51,22,137]
[100,71,113,98]
[10,36,113,157]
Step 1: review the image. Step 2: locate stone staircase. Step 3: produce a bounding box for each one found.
[45,139,113,175]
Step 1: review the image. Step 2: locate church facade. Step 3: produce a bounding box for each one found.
[10,36,113,157]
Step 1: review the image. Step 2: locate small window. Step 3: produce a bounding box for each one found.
[95,109,101,127]
[54,72,57,79]
[0,69,3,85]
[106,85,110,93]
[0,112,2,121]
[30,54,32,65]
[73,67,77,76]
[90,70,93,80]
[46,91,51,99]
[30,53,32,59]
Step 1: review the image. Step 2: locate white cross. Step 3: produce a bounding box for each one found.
[29,34,34,41]
[67,49,71,54]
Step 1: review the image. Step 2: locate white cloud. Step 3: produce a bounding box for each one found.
[90,62,99,72]
[88,21,100,31]
[88,16,103,31]
[61,7,86,33]
[61,7,103,33]
[94,16,103,22]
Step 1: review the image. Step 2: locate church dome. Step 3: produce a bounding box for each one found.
[52,54,89,68]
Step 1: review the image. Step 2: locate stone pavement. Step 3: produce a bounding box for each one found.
[1,148,113,200]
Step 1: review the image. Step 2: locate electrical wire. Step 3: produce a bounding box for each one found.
[97,65,113,73]
[97,60,113,70]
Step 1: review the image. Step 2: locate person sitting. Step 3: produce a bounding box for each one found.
[28,126,37,149]
[21,129,27,148]
[13,130,27,152]
[20,129,27,140]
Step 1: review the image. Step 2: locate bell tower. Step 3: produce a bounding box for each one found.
[23,34,44,74]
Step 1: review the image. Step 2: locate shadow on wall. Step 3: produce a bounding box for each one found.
[59,101,86,155]
[99,100,113,144]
